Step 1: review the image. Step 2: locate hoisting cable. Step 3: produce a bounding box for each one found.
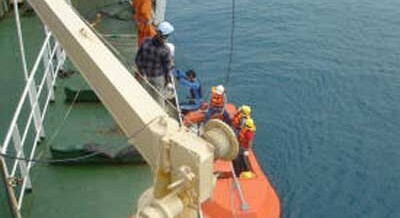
[224,0,236,87]
[225,0,250,212]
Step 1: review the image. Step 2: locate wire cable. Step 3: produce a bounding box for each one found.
[0,115,161,164]
[224,0,236,87]
[0,151,103,164]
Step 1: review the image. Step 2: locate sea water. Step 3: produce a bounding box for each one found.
[168,0,400,217]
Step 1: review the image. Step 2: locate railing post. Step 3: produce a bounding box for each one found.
[55,42,63,70]
[0,0,8,18]
[0,156,22,218]
[43,25,55,101]
[153,0,167,25]
[13,0,45,139]
[11,126,32,190]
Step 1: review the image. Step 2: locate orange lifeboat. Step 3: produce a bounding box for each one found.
[182,103,280,217]
[201,150,281,218]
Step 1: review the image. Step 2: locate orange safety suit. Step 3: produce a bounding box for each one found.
[238,128,255,149]
[132,0,156,46]
[232,112,249,130]
[210,87,225,108]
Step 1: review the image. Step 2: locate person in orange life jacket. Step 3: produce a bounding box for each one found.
[172,69,203,112]
[204,85,231,124]
[231,105,251,135]
[232,118,256,176]
[132,0,156,46]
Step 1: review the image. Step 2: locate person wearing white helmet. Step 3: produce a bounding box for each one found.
[204,84,231,124]
[135,21,175,109]
[157,21,174,37]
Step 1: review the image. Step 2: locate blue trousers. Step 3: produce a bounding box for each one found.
[204,107,231,124]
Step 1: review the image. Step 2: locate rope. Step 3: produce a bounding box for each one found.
[4,77,84,164]
[0,115,161,164]
[229,162,249,211]
[224,0,236,87]
[45,85,81,147]
[229,176,238,218]
[126,115,161,141]
[0,151,103,164]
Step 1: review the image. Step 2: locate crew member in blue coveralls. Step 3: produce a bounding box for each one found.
[173,69,203,112]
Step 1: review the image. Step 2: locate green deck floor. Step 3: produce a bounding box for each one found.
[1,1,152,217]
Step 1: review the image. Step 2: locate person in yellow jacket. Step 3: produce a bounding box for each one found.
[233,118,256,177]
[132,0,156,46]
[231,105,251,134]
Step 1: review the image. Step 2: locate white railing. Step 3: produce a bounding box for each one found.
[0,1,66,217]
[0,0,9,18]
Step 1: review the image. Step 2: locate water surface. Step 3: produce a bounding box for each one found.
[167,0,400,217]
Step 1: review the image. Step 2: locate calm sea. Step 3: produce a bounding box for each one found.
[168,0,400,217]
[1,0,399,217]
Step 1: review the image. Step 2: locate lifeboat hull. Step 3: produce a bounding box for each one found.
[201,150,281,218]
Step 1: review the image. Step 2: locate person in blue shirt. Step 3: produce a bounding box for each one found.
[173,69,203,112]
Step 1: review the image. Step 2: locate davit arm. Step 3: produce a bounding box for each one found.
[27,0,238,217]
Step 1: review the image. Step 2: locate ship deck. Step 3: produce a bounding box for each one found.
[1,1,153,217]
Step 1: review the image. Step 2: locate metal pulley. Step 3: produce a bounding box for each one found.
[202,119,239,161]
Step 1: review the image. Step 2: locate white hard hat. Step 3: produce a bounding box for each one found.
[158,21,174,36]
[166,43,175,57]
[216,85,224,95]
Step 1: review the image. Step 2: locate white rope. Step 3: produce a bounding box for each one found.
[170,75,183,125]
[229,162,249,211]
[229,176,238,218]
[34,85,83,162]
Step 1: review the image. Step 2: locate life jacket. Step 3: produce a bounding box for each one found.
[232,112,249,130]
[210,87,224,108]
[239,128,254,149]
